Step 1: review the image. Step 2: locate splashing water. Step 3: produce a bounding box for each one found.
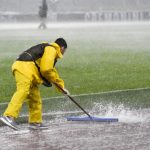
[90,102,150,123]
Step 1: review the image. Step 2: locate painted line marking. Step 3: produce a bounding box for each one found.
[0,87,150,105]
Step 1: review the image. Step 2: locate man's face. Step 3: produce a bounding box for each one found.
[60,46,67,55]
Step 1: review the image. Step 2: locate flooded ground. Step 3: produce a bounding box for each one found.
[0,105,150,150]
[0,89,150,149]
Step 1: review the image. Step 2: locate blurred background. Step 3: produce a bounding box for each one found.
[0,0,150,23]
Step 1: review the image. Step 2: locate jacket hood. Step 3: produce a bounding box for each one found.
[50,42,63,59]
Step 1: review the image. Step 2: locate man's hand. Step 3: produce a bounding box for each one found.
[63,88,70,95]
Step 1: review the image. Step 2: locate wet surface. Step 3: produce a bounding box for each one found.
[1,91,150,150]
[0,116,150,150]
[1,98,150,150]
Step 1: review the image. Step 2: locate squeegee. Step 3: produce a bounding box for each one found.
[54,83,119,122]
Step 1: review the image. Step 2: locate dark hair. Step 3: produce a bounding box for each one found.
[55,38,67,49]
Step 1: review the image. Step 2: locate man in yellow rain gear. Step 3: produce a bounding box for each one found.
[0,38,69,130]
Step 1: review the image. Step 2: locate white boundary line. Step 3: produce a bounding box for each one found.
[1,87,150,105]
[42,87,150,100]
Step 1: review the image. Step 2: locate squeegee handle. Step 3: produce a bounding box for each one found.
[67,94,92,119]
[53,83,92,119]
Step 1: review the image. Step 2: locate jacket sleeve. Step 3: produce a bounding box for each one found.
[40,46,65,89]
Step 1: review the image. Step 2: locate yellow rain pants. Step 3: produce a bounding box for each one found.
[4,70,42,123]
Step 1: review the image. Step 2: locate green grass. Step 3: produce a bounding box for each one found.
[0,23,150,103]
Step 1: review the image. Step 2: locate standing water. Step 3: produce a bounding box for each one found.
[0,102,150,150]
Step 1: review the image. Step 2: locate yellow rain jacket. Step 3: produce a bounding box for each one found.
[12,42,64,89]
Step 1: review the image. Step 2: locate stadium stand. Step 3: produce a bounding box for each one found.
[0,0,150,22]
